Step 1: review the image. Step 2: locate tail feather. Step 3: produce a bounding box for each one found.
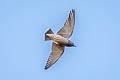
[44,28,54,41]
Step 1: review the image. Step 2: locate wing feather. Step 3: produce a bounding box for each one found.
[57,9,75,38]
[45,43,64,70]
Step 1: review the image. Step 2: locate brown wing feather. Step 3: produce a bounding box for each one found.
[45,42,64,70]
[57,9,75,38]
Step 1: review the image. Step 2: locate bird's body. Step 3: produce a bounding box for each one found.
[46,34,74,47]
[44,9,75,70]
[46,34,68,45]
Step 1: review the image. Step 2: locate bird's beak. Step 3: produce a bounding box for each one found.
[73,44,76,47]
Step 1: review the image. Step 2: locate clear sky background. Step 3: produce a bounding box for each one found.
[0,0,120,80]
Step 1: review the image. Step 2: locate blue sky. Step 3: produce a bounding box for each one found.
[0,0,120,80]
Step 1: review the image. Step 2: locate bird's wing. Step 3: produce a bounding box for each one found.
[57,9,75,38]
[45,42,65,70]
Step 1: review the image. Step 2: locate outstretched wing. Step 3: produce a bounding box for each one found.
[45,42,65,70]
[57,9,75,38]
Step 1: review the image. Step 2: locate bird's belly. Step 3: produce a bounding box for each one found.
[53,35,68,45]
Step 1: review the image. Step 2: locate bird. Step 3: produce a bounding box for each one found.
[44,9,75,70]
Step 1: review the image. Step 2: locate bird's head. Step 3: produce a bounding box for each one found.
[66,40,76,47]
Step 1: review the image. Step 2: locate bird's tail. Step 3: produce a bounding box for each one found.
[44,28,54,41]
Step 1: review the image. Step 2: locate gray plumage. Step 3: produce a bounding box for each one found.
[44,9,75,70]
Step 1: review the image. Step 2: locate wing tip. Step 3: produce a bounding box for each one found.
[44,63,50,70]
[72,9,75,13]
[70,9,75,14]
[69,9,75,18]
[44,66,48,70]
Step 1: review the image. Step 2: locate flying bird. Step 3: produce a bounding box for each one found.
[44,9,75,70]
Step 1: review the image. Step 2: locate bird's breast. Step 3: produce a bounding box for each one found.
[53,35,68,45]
